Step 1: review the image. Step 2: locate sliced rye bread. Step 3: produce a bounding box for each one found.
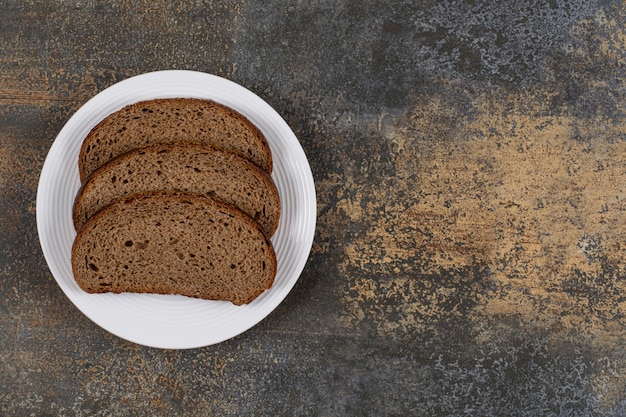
[78,97,273,182]
[71,191,277,305]
[73,142,281,237]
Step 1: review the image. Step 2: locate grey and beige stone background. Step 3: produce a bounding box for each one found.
[2,1,626,415]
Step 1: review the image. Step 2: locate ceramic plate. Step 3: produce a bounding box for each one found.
[36,70,316,349]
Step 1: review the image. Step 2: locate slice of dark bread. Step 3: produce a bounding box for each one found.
[78,97,273,182]
[73,142,281,237]
[71,191,277,305]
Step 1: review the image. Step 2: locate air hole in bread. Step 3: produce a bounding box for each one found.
[89,263,99,272]
[124,240,133,247]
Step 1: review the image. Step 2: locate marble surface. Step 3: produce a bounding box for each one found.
[1,1,625,415]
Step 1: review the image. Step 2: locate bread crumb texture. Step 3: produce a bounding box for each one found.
[72,192,276,305]
[79,98,272,180]
[73,143,280,236]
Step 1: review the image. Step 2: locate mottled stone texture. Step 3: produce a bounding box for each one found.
[1,0,626,415]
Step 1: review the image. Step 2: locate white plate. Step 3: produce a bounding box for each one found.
[36,70,316,349]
